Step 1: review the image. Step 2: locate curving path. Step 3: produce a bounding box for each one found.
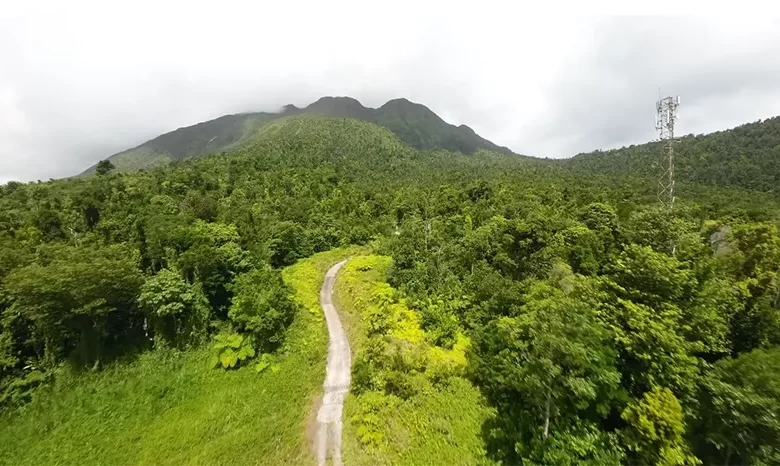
[316,260,351,466]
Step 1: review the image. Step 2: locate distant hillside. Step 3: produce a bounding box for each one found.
[81,113,278,174]
[236,114,411,168]
[374,98,512,155]
[82,97,514,174]
[564,116,780,194]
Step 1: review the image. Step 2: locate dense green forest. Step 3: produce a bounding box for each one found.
[566,116,780,193]
[3,114,780,464]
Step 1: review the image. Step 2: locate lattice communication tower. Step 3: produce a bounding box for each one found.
[655,95,680,209]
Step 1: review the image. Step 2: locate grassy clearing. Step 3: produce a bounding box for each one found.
[0,246,366,466]
[335,255,495,466]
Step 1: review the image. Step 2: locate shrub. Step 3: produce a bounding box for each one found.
[210,332,255,369]
[351,391,396,448]
[137,268,210,347]
[228,267,297,352]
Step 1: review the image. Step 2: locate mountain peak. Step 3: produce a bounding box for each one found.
[311,96,363,105]
[378,98,443,123]
[282,104,302,113]
[305,96,372,120]
[381,97,425,109]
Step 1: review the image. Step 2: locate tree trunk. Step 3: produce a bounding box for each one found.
[543,387,551,440]
[724,443,732,466]
[543,348,553,440]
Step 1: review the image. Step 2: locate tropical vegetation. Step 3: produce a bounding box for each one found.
[2,110,780,464]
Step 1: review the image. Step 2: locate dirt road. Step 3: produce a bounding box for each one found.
[316,260,350,466]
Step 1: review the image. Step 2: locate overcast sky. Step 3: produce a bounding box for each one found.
[2,1,780,183]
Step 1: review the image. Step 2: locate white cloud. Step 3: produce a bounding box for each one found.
[2,1,780,181]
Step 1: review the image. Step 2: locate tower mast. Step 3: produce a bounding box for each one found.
[655,95,680,209]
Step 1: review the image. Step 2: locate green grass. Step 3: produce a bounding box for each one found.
[0,246,366,466]
[343,378,496,466]
[335,255,496,466]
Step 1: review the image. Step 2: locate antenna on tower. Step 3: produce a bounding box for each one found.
[655,94,680,210]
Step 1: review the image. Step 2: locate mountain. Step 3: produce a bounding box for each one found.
[82,97,514,174]
[563,116,780,194]
[375,98,512,155]
[81,112,278,174]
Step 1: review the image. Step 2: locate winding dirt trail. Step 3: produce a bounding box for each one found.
[316,260,350,466]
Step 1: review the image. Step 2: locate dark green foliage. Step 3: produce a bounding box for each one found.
[81,112,277,174]
[694,347,780,465]
[565,116,780,193]
[268,220,311,268]
[95,159,115,176]
[31,207,65,241]
[182,191,218,221]
[228,267,297,352]
[374,98,514,154]
[137,268,210,347]
[419,297,460,348]
[469,274,621,464]
[2,243,144,385]
[721,222,780,354]
[174,221,253,314]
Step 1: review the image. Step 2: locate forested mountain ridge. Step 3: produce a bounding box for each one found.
[81,96,514,175]
[563,116,780,193]
[85,99,780,197]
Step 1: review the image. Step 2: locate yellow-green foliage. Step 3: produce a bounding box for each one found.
[426,334,470,381]
[336,255,494,466]
[345,379,496,466]
[210,332,255,369]
[340,255,468,381]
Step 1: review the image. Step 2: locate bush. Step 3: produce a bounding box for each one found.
[420,298,460,348]
[228,267,297,352]
[351,391,397,448]
[137,268,210,347]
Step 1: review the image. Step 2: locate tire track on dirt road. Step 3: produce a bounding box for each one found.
[316,260,350,466]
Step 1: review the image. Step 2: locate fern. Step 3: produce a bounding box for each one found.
[350,391,395,448]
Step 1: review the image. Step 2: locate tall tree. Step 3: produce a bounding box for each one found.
[621,386,700,465]
[470,271,621,463]
[137,268,210,347]
[695,347,780,465]
[3,244,143,366]
[95,159,115,176]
